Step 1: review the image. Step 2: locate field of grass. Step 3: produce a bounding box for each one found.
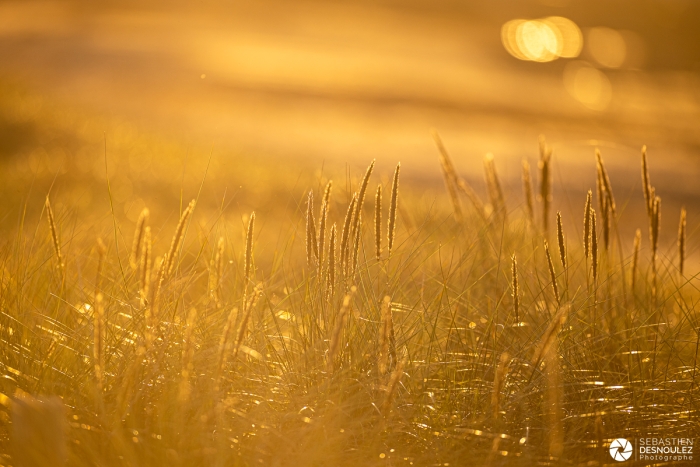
[0,85,698,466]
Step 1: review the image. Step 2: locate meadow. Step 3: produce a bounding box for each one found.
[0,87,698,466]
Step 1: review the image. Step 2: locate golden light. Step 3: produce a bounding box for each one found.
[587,27,626,68]
[563,61,612,110]
[517,20,558,62]
[502,17,582,63]
[542,17,582,58]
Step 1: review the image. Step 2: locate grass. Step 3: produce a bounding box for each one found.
[0,87,699,466]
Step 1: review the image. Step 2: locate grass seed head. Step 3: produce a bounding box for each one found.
[538,135,552,233]
[306,190,318,266]
[591,209,598,282]
[374,185,382,260]
[483,153,506,222]
[388,162,401,254]
[583,191,592,259]
[556,211,566,269]
[432,130,463,221]
[130,207,149,269]
[165,199,195,277]
[631,229,641,291]
[351,160,375,237]
[641,145,653,217]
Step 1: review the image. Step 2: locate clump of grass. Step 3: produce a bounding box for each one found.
[3,137,699,467]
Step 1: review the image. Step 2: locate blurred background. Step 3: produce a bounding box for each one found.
[0,0,699,242]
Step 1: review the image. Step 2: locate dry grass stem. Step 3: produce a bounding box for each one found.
[382,348,408,417]
[591,209,598,283]
[583,191,592,259]
[522,159,535,227]
[139,226,152,308]
[232,283,263,360]
[511,255,520,323]
[214,306,238,392]
[651,196,661,264]
[602,195,610,250]
[544,240,560,305]
[94,237,107,296]
[378,296,394,376]
[678,207,686,275]
[531,305,568,370]
[94,293,105,393]
[328,287,356,371]
[327,224,337,297]
[318,199,328,270]
[244,212,255,284]
[179,307,198,402]
[545,334,564,459]
[641,145,653,217]
[492,352,510,420]
[209,236,224,304]
[45,196,64,275]
[340,193,357,272]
